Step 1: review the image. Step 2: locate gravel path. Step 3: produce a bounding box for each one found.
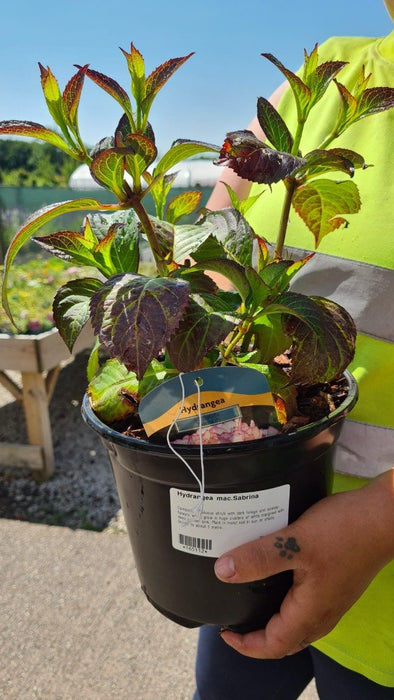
[0,350,126,531]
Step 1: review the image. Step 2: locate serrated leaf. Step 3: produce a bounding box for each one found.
[62,64,87,133]
[94,225,120,274]
[166,190,202,224]
[33,231,98,268]
[87,358,139,422]
[0,120,77,157]
[82,66,133,118]
[2,198,118,323]
[89,273,190,378]
[356,86,394,119]
[256,97,293,152]
[262,53,311,119]
[143,53,194,109]
[154,140,220,175]
[296,149,356,180]
[292,179,361,247]
[196,208,254,266]
[283,295,357,384]
[90,148,127,198]
[109,219,139,274]
[217,130,305,184]
[166,297,235,372]
[308,60,347,109]
[53,277,102,351]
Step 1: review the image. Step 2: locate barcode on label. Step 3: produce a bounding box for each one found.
[179,534,213,551]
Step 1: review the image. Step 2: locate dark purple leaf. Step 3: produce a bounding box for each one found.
[53,277,102,351]
[89,273,190,378]
[257,97,293,152]
[216,130,305,184]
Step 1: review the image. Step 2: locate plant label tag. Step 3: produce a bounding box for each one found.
[138,366,278,439]
[170,485,290,558]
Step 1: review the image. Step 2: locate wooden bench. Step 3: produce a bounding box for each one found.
[0,326,93,479]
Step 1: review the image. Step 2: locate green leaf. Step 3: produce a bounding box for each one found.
[33,230,99,268]
[53,277,102,351]
[0,120,77,158]
[38,64,69,135]
[244,266,271,309]
[185,259,251,302]
[120,44,146,105]
[196,208,254,266]
[87,358,140,423]
[308,60,347,109]
[90,149,127,198]
[89,273,190,378]
[2,198,118,323]
[109,221,139,275]
[256,97,293,152]
[154,140,220,175]
[166,297,235,372]
[166,190,202,224]
[262,53,310,120]
[250,315,290,363]
[292,179,361,247]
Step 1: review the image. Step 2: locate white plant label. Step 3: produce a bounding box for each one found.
[170,485,290,558]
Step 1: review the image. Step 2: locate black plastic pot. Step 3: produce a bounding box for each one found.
[82,371,357,633]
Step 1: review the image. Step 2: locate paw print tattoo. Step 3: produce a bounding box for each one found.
[274,536,301,560]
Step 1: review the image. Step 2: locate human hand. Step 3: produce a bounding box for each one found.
[215,469,394,659]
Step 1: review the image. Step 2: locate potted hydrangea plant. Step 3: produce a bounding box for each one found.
[1,43,393,632]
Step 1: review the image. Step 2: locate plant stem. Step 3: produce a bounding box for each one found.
[275,178,296,257]
[223,321,250,359]
[130,197,168,276]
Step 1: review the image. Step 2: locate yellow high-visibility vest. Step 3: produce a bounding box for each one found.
[247,33,394,687]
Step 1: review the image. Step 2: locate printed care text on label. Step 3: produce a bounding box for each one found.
[170,485,290,558]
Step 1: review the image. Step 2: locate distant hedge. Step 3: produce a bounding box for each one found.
[0,139,77,187]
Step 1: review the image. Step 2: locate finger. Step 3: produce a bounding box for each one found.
[214,526,304,584]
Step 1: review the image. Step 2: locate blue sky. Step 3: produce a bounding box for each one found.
[1,0,392,156]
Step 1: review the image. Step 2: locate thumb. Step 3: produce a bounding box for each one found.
[214,526,303,583]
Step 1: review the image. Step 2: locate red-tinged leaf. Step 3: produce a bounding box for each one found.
[296,149,356,180]
[38,63,67,131]
[87,358,140,423]
[33,231,97,267]
[166,190,202,224]
[257,97,293,152]
[356,87,394,119]
[302,44,319,81]
[144,53,194,107]
[90,149,127,198]
[89,273,190,378]
[167,297,235,372]
[94,224,120,274]
[292,179,361,247]
[53,277,102,351]
[327,148,367,170]
[2,198,118,323]
[124,133,157,180]
[283,295,357,384]
[63,64,88,132]
[262,53,311,118]
[308,60,347,108]
[333,81,358,130]
[120,44,146,104]
[81,66,132,116]
[217,130,305,184]
[0,120,76,157]
[154,139,220,175]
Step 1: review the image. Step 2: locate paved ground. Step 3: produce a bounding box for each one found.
[0,518,319,699]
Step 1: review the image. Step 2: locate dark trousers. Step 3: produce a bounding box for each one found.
[194,625,394,700]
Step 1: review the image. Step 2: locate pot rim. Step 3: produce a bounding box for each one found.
[81,370,358,456]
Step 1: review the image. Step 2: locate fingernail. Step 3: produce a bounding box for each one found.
[215,556,236,579]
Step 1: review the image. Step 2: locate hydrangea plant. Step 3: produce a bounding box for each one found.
[1,43,393,426]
